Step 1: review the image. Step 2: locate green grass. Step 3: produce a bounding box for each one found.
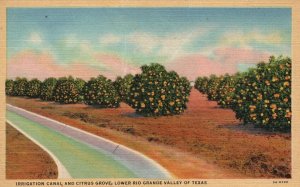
[6,110,137,178]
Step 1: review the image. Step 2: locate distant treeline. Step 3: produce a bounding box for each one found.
[6,63,192,117]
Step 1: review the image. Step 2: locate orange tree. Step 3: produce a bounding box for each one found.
[82,75,120,108]
[74,78,86,102]
[53,76,80,104]
[232,56,291,131]
[12,77,28,96]
[195,56,291,131]
[206,75,222,101]
[113,74,134,102]
[215,73,239,108]
[127,63,191,116]
[5,79,14,96]
[40,77,57,101]
[25,78,42,98]
[230,69,256,124]
[194,76,209,94]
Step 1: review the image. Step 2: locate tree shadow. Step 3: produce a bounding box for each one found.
[87,104,119,109]
[121,112,144,118]
[218,123,291,138]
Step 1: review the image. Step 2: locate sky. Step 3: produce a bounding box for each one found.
[7,8,291,81]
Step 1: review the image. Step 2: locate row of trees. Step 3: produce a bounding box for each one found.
[194,56,291,131]
[6,56,291,130]
[6,63,192,117]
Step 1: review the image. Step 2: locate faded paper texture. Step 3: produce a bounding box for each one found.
[0,0,300,187]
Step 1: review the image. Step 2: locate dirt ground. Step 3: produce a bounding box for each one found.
[6,89,291,178]
[6,123,58,179]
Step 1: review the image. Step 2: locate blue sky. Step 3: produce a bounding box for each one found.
[7,8,291,80]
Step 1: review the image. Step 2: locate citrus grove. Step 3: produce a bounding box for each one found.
[6,57,291,131]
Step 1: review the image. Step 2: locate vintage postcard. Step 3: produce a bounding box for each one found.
[0,0,299,187]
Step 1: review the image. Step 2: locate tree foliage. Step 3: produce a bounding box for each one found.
[40,77,57,101]
[82,75,120,108]
[113,74,134,102]
[195,56,291,131]
[53,76,80,104]
[12,77,28,96]
[5,79,14,96]
[26,79,42,98]
[127,63,191,116]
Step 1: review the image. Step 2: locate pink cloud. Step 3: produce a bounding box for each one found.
[94,54,140,79]
[166,48,271,81]
[7,51,139,81]
[7,48,271,82]
[166,55,231,81]
[8,51,63,80]
[7,51,101,80]
[213,47,270,65]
